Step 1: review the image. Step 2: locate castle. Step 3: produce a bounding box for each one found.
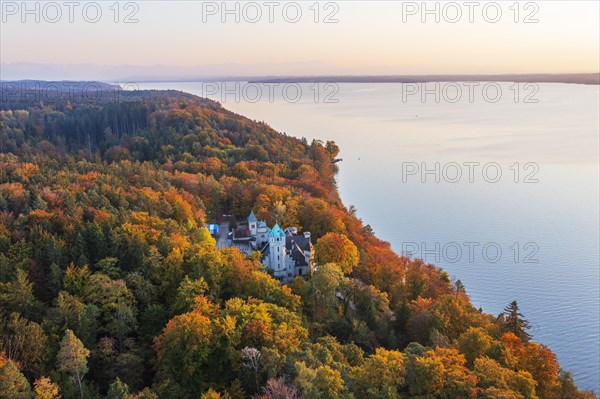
[248,211,315,283]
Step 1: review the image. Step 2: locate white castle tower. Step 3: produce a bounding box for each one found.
[268,223,287,276]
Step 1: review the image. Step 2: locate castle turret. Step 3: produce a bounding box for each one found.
[248,210,258,237]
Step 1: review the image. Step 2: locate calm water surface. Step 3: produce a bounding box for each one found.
[138,82,600,393]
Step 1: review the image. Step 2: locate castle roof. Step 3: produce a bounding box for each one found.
[248,210,257,223]
[286,234,311,251]
[269,223,286,238]
[286,234,312,267]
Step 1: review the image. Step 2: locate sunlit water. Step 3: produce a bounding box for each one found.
[138,81,600,393]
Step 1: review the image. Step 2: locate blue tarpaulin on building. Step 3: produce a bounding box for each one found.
[207,224,219,235]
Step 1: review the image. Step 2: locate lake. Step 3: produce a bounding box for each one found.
[137,81,600,393]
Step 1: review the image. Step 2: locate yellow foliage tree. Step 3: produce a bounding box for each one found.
[315,233,359,274]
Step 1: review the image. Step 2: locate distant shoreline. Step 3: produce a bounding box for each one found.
[120,73,599,85]
[247,74,600,85]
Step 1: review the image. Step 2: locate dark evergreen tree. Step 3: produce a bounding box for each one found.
[501,300,532,341]
[455,279,466,294]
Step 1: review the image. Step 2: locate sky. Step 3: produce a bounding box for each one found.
[1,1,599,80]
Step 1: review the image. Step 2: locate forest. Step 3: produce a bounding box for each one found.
[0,85,596,399]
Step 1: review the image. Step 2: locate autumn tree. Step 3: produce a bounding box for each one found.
[303,263,345,324]
[200,388,225,399]
[106,378,130,399]
[315,233,359,274]
[154,310,217,396]
[171,276,209,314]
[256,378,301,399]
[406,352,445,396]
[473,357,537,399]
[57,330,90,399]
[351,348,405,398]
[457,327,493,366]
[33,377,60,399]
[0,312,48,375]
[325,141,340,158]
[523,342,559,397]
[0,352,32,399]
[296,363,349,399]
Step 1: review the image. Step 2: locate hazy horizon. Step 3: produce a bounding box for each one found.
[2,1,599,80]
[1,62,599,83]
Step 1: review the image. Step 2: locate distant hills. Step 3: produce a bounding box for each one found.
[0,80,119,90]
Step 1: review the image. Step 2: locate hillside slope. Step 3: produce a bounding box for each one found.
[0,86,595,399]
